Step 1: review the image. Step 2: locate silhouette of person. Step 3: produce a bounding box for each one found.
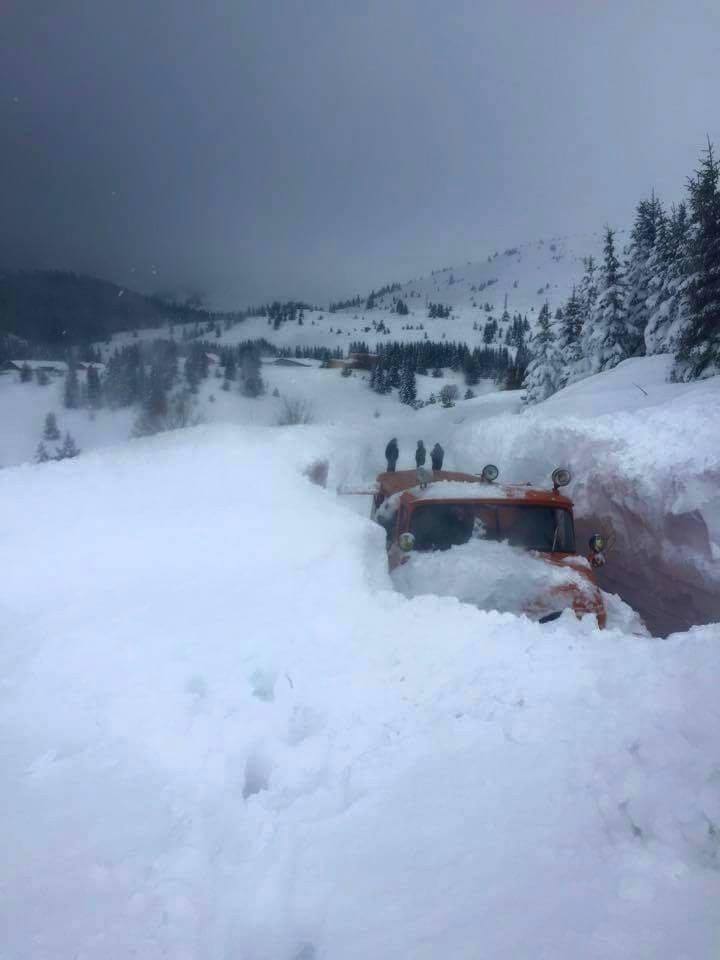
[385,437,399,472]
[431,442,444,471]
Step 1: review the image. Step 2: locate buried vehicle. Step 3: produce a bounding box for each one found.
[371,465,610,627]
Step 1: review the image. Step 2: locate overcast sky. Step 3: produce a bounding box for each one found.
[1,0,718,308]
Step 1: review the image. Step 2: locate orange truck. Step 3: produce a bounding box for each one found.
[371,465,608,627]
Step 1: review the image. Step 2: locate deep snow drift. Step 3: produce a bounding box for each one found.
[454,356,720,635]
[1,424,719,959]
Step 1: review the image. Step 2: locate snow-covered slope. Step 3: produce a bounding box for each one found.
[1,424,719,959]
[92,232,607,360]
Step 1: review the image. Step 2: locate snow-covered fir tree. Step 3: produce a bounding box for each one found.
[239,346,265,397]
[43,412,61,441]
[645,202,691,354]
[132,364,168,437]
[35,442,50,463]
[522,302,563,404]
[624,193,664,356]
[673,139,720,380]
[86,364,103,410]
[584,227,628,372]
[398,362,417,405]
[63,363,80,409]
[564,256,598,385]
[556,286,583,388]
[55,431,80,460]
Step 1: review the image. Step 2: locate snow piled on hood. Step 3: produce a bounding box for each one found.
[392,537,593,618]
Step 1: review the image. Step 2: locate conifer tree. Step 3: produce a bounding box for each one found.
[522,302,563,404]
[584,227,628,372]
[56,432,80,460]
[556,287,583,388]
[63,363,80,409]
[224,354,237,381]
[86,364,103,409]
[35,442,50,463]
[43,412,61,441]
[645,202,691,355]
[240,347,265,397]
[570,256,599,383]
[673,139,720,379]
[463,353,481,385]
[624,193,663,357]
[398,363,417,405]
[132,365,168,436]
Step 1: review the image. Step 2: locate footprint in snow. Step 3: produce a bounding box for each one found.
[250,668,277,702]
[286,705,326,746]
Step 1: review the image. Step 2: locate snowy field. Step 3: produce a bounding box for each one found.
[1,420,720,960]
[2,327,719,957]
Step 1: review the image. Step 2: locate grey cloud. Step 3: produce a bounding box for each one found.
[1,0,718,307]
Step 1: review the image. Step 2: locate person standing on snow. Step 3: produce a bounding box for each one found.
[415,440,426,468]
[431,442,444,471]
[385,438,399,472]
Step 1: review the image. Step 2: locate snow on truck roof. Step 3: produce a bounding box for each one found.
[376,470,571,505]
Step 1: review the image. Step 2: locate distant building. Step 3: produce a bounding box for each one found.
[328,353,379,371]
[272,358,311,367]
[204,352,221,365]
[348,352,379,370]
[76,361,106,372]
[1,359,69,376]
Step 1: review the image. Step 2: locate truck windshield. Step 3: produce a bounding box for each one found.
[409,503,575,553]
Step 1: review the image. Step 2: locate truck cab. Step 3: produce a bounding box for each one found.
[371,466,607,627]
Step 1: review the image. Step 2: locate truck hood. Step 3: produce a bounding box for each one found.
[392,539,604,624]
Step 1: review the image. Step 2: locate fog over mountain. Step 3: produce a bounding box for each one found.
[1,1,719,306]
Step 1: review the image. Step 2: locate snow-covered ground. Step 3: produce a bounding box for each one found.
[2,352,718,634]
[1,422,719,959]
[2,282,719,955]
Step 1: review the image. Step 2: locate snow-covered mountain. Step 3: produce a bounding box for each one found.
[88,232,607,359]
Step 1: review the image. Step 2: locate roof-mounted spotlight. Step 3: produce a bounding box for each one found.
[552,467,571,490]
[481,464,499,482]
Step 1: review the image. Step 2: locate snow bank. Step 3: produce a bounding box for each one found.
[1,425,719,959]
[458,357,720,634]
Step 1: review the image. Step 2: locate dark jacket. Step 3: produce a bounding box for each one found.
[385,439,399,466]
[430,443,444,470]
[415,441,426,467]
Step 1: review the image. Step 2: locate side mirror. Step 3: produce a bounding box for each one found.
[398,532,415,552]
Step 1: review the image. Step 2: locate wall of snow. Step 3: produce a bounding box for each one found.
[459,357,720,635]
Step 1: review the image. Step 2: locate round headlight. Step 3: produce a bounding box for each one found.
[398,532,415,552]
[551,467,571,488]
[589,533,605,553]
[481,463,499,482]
